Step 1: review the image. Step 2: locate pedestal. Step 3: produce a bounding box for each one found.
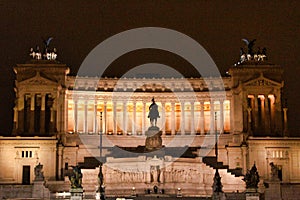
[145,126,162,151]
[246,192,260,200]
[212,192,226,200]
[264,181,281,200]
[70,188,84,200]
[32,180,50,199]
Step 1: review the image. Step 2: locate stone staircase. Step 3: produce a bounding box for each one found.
[202,156,244,177]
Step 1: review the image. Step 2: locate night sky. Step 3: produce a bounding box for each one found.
[0,1,299,135]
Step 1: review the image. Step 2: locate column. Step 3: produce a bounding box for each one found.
[65,98,68,133]
[50,107,55,133]
[269,95,275,133]
[283,108,288,136]
[123,101,127,134]
[210,100,215,134]
[241,145,248,174]
[18,95,25,133]
[133,101,136,135]
[247,108,252,134]
[40,94,46,134]
[113,101,117,135]
[74,100,78,133]
[180,102,185,135]
[142,101,146,135]
[190,101,195,135]
[57,144,64,180]
[200,101,205,135]
[13,107,18,131]
[161,102,166,135]
[219,100,224,134]
[265,95,271,134]
[94,102,98,134]
[29,93,35,133]
[260,96,265,132]
[103,101,107,135]
[229,98,234,134]
[254,95,259,131]
[84,101,88,133]
[171,102,175,135]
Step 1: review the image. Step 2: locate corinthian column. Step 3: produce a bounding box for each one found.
[123,101,127,134]
[142,101,146,135]
[113,101,117,135]
[40,94,46,134]
[180,102,185,135]
[200,101,205,135]
[94,101,98,134]
[133,101,136,135]
[74,100,78,133]
[29,93,35,133]
[84,101,88,133]
[219,100,224,134]
[103,101,107,135]
[190,101,195,135]
[210,100,215,135]
[161,102,166,135]
[171,102,175,135]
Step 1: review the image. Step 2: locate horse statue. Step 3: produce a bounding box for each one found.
[148,98,160,127]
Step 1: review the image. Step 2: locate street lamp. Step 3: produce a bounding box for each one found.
[97,111,105,200]
[212,111,225,200]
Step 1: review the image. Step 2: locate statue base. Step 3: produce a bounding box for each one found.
[212,192,226,200]
[145,126,162,151]
[246,192,260,200]
[264,181,281,200]
[246,188,258,193]
[70,188,83,200]
[32,180,50,199]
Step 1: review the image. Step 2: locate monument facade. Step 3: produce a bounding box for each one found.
[1,41,300,199]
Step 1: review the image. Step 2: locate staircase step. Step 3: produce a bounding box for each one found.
[202,156,244,177]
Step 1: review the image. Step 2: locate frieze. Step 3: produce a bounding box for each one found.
[66,76,231,92]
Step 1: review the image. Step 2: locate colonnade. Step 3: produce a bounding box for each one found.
[14,93,55,134]
[247,94,278,134]
[66,99,231,135]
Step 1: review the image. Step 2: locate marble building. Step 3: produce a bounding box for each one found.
[0,45,300,199]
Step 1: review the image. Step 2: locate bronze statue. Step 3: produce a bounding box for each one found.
[243,164,260,189]
[148,98,160,127]
[242,38,256,56]
[69,166,83,188]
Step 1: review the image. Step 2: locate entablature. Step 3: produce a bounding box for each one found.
[66,76,232,92]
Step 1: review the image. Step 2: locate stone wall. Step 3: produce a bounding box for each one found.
[0,185,32,199]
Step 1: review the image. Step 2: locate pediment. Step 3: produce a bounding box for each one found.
[243,76,283,88]
[19,72,57,86]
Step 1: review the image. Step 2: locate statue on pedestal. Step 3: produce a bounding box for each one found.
[69,166,83,189]
[34,163,44,181]
[270,162,279,181]
[148,98,160,127]
[145,98,162,150]
[243,164,260,189]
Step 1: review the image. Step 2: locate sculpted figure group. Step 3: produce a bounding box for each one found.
[239,39,267,63]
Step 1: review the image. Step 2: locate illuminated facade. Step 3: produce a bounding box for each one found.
[1,56,300,199]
